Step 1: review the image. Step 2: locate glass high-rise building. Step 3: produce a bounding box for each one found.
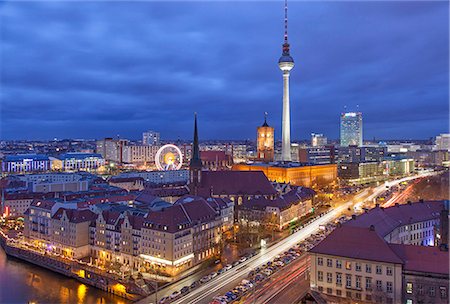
[340,112,363,147]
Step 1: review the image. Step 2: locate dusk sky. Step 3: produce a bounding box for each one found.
[1,1,448,141]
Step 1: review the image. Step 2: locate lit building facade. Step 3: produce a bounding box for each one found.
[142,130,160,146]
[256,115,275,162]
[233,163,337,188]
[1,154,51,174]
[434,133,450,151]
[53,153,105,172]
[340,112,363,147]
[311,133,328,147]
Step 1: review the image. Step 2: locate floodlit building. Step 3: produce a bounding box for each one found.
[256,114,275,162]
[1,154,51,174]
[233,162,337,188]
[96,138,128,163]
[340,112,363,147]
[53,153,105,172]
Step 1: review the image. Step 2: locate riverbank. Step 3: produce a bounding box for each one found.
[0,233,147,302]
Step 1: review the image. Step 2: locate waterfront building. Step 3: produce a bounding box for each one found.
[237,186,315,230]
[2,192,54,218]
[88,196,231,276]
[311,133,327,147]
[51,208,97,258]
[256,114,275,162]
[232,162,337,188]
[1,154,51,174]
[309,201,449,303]
[142,130,160,146]
[53,153,105,172]
[434,133,450,151]
[340,112,363,147]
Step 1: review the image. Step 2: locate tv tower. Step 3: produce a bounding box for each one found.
[278,0,294,162]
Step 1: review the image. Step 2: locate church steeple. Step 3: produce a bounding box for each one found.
[190,113,202,168]
[189,113,202,194]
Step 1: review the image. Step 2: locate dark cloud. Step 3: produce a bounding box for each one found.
[0,1,448,141]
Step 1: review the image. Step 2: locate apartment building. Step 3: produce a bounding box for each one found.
[309,201,449,303]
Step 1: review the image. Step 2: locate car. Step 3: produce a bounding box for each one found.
[181,286,190,294]
[200,276,210,283]
[233,261,240,267]
[170,291,180,299]
[159,296,170,303]
[190,281,199,289]
[248,270,255,277]
[225,264,233,270]
[210,272,218,278]
[214,259,221,264]
[217,268,225,274]
[239,257,247,263]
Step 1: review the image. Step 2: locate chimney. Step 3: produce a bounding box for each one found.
[419,199,424,203]
[395,203,399,207]
[407,201,412,205]
[369,225,375,231]
[352,214,357,220]
[375,203,380,208]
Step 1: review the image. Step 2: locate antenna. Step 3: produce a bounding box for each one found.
[284,0,288,43]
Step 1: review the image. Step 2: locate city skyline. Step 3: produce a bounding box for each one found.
[1,1,448,141]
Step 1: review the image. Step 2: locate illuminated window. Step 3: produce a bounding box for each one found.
[345,261,352,270]
[406,282,413,294]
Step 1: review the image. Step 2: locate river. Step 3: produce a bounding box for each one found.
[0,247,131,304]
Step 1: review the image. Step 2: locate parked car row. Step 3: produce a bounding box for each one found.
[159,252,257,304]
[212,216,341,304]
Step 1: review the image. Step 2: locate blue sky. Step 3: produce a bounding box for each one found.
[1,1,448,141]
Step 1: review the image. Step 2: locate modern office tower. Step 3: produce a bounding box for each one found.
[142,130,160,146]
[257,113,275,162]
[278,0,294,162]
[434,133,450,151]
[311,133,327,147]
[340,112,363,147]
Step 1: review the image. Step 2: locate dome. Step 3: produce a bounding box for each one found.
[278,55,294,63]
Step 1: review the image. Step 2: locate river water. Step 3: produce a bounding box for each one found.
[0,248,131,304]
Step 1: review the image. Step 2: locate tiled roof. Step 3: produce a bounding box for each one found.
[145,198,218,233]
[197,171,277,197]
[30,199,57,210]
[389,244,449,275]
[200,151,232,162]
[241,186,315,211]
[109,177,144,183]
[4,154,50,162]
[57,153,103,160]
[345,201,444,237]
[52,208,97,223]
[310,225,404,264]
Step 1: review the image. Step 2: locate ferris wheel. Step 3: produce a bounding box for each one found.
[155,144,183,171]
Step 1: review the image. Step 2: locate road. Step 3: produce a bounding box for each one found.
[139,172,435,304]
[241,255,310,304]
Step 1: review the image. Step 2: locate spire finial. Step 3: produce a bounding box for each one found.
[262,112,269,127]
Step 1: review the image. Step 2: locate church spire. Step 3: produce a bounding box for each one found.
[190,113,201,168]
